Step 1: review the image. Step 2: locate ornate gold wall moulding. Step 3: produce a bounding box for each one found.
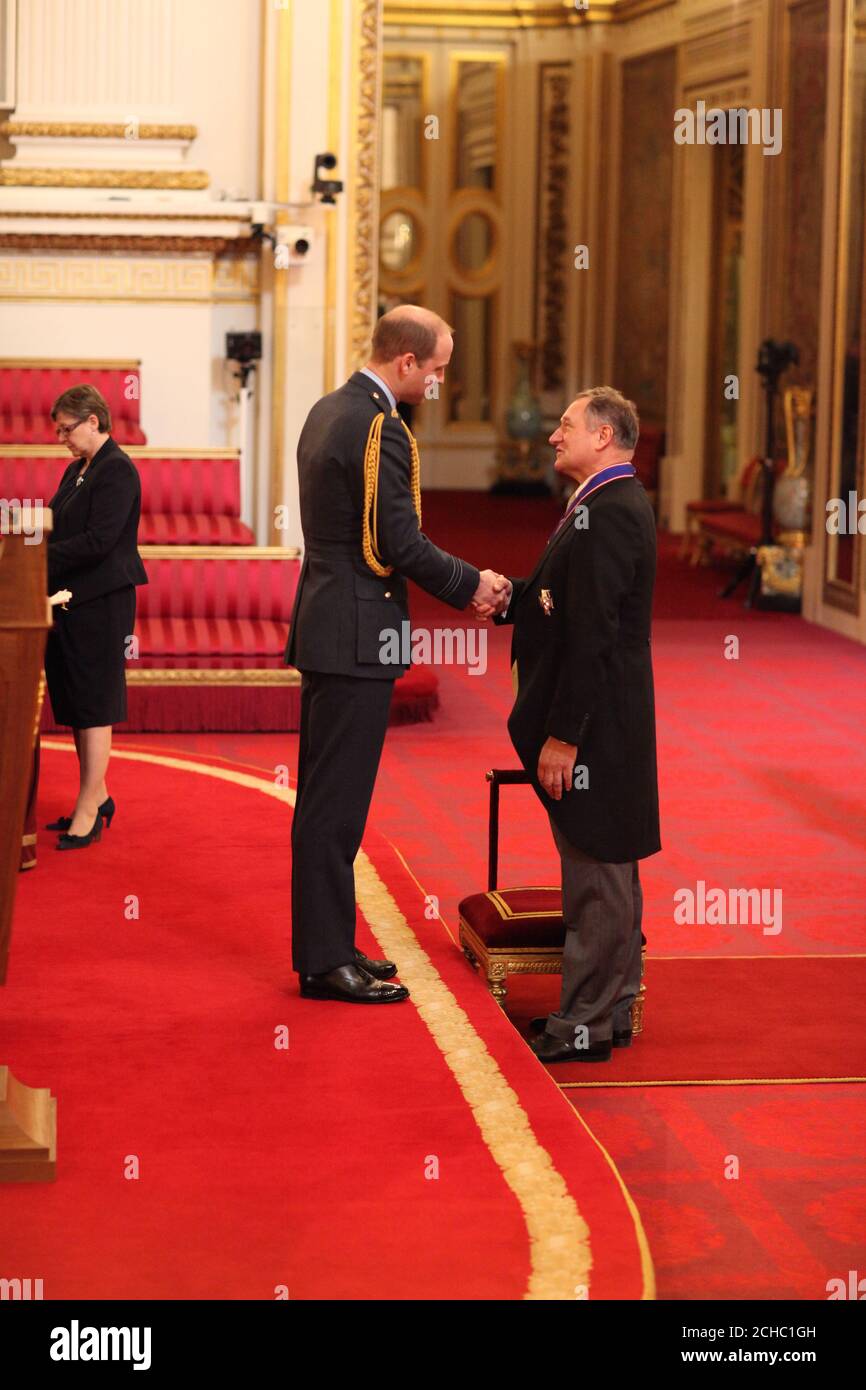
[348,0,383,372]
[0,257,213,301]
[0,121,198,140]
[0,233,258,254]
[0,210,253,221]
[383,0,671,27]
[0,445,238,458]
[213,255,261,298]
[138,546,300,560]
[0,358,139,370]
[535,63,571,396]
[126,668,302,686]
[0,169,210,189]
[384,0,601,26]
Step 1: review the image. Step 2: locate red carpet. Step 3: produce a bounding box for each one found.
[574,1085,866,1300]
[503,958,866,1084]
[2,740,649,1300]
[10,493,866,1300]
[123,492,866,1299]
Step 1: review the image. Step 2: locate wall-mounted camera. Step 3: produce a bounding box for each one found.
[312,152,343,205]
[274,225,313,266]
[226,331,262,390]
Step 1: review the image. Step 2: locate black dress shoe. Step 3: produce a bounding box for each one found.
[56,810,103,850]
[529,1032,612,1064]
[354,947,397,980]
[530,1016,632,1047]
[299,962,409,1004]
[48,796,115,832]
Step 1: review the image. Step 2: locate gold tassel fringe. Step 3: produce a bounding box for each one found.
[362,408,422,576]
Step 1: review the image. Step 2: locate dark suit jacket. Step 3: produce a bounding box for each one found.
[286,372,480,679]
[498,475,660,863]
[47,436,148,607]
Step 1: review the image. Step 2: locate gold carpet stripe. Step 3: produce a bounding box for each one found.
[42,740,601,1301]
[383,833,656,1299]
[568,1106,655,1300]
[353,851,593,1300]
[647,953,866,961]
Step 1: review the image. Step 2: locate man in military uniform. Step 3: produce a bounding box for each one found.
[287,305,508,1004]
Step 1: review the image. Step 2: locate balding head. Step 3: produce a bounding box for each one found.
[367,304,454,406]
[371,305,452,366]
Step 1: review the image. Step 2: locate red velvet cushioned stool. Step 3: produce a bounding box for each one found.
[458,769,646,1033]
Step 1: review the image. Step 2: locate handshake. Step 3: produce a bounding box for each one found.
[471,569,512,620]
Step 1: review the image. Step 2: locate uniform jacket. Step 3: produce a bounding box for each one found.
[286,371,480,679]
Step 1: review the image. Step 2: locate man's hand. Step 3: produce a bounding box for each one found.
[537,737,578,800]
[472,570,511,619]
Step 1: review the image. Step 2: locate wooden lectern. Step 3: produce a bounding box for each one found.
[0,506,57,1181]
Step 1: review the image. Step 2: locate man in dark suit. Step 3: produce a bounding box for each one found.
[490,386,660,1062]
[287,305,508,1004]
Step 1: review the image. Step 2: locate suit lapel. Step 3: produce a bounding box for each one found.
[520,476,635,595]
[521,497,580,591]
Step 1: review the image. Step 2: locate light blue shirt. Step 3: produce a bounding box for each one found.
[360,366,397,413]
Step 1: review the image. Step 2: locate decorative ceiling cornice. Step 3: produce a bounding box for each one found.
[0,233,257,254]
[0,169,210,189]
[0,121,198,140]
[383,0,673,28]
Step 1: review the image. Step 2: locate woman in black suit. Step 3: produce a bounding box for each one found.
[44,384,147,849]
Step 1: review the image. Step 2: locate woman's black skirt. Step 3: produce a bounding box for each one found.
[44,585,136,729]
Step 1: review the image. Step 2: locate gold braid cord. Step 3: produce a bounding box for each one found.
[362,408,422,576]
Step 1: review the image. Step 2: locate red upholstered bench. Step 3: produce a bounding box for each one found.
[680,499,741,562]
[0,448,255,547]
[457,770,646,1032]
[684,457,785,564]
[135,547,300,667]
[133,450,254,545]
[0,359,146,445]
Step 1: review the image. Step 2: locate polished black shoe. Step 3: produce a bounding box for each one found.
[299,962,409,1004]
[529,1032,612,1064]
[531,1016,632,1048]
[56,810,103,850]
[48,795,115,832]
[354,947,397,981]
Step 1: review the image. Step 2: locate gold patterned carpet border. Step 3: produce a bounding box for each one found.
[41,739,629,1301]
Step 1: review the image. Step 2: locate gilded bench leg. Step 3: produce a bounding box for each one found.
[631,944,647,1036]
[487,960,508,1006]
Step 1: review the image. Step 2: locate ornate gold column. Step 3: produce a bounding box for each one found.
[346,0,384,374]
[259,0,381,545]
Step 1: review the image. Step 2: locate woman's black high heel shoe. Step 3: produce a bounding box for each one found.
[56,810,103,850]
[47,796,115,832]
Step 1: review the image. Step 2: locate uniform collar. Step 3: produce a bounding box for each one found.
[359,366,397,412]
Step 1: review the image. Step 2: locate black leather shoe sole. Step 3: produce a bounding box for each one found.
[299,980,409,1004]
[530,1035,613,1064]
[531,1017,633,1048]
